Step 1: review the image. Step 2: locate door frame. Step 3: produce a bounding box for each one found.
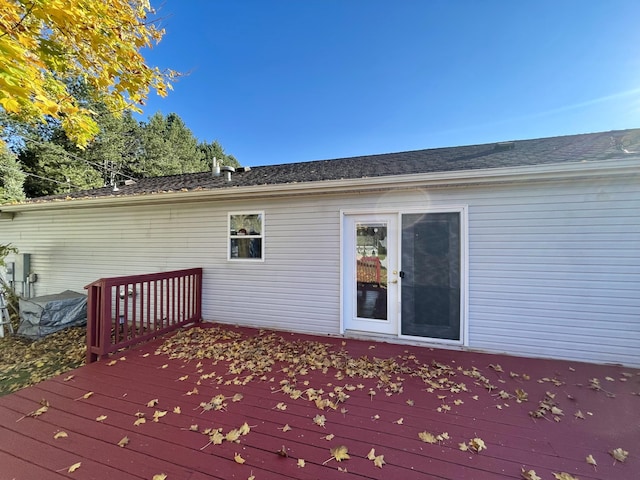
[340,206,469,347]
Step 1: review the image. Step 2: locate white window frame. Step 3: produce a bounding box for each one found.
[228,211,265,261]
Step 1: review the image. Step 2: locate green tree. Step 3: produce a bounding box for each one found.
[0,143,25,203]
[199,140,240,169]
[133,112,207,177]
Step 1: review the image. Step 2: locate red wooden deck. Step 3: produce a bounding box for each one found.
[1,323,637,480]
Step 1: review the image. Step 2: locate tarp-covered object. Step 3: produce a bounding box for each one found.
[18,290,87,340]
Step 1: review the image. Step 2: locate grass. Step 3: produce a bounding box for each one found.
[0,315,86,396]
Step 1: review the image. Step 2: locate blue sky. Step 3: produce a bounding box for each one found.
[138,1,640,167]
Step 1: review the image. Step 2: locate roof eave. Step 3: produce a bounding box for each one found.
[1,157,638,213]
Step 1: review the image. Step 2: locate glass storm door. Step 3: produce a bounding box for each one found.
[343,214,398,335]
[400,212,461,340]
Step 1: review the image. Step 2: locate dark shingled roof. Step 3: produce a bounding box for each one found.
[29,128,640,202]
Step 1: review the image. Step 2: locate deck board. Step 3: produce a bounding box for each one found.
[1,323,638,479]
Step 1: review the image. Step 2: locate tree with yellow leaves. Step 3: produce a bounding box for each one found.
[0,0,175,147]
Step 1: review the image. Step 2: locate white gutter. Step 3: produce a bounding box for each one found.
[1,156,639,213]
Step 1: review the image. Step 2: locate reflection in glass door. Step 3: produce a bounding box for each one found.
[343,214,398,335]
[401,212,461,340]
[356,222,388,320]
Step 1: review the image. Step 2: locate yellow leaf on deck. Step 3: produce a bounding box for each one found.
[134,417,146,426]
[238,422,251,435]
[330,445,350,462]
[521,469,542,480]
[469,437,487,453]
[609,447,628,463]
[147,398,159,407]
[374,454,385,468]
[586,454,597,466]
[68,462,81,473]
[297,458,306,468]
[366,448,376,460]
[53,431,68,439]
[419,431,437,444]
[117,436,129,447]
[552,473,578,480]
[173,406,181,414]
[106,360,117,366]
[152,410,167,422]
[152,474,167,480]
[95,415,107,422]
[234,452,246,464]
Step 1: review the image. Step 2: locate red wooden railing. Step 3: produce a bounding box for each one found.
[357,256,382,285]
[85,268,202,363]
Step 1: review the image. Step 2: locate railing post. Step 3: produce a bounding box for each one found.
[85,283,100,363]
[195,268,202,323]
[99,284,113,360]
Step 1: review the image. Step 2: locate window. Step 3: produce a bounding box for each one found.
[229,212,264,260]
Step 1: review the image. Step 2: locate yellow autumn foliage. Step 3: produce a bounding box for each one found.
[0,0,175,147]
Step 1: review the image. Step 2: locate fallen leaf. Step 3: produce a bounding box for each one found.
[117,436,129,447]
[394,417,404,424]
[189,424,199,431]
[152,410,167,422]
[469,437,486,453]
[275,402,287,411]
[552,473,578,480]
[152,474,167,480]
[63,375,75,382]
[374,454,385,468]
[586,454,597,466]
[609,447,628,463]
[82,391,94,400]
[209,431,224,445]
[276,445,288,457]
[226,429,241,442]
[367,448,376,460]
[281,424,292,432]
[147,398,159,407]
[173,406,181,414]
[68,462,82,473]
[234,452,246,464]
[106,360,117,366]
[133,417,146,426]
[419,431,437,444]
[232,393,244,402]
[574,410,585,419]
[324,434,335,441]
[521,469,542,480]
[238,422,251,436]
[330,445,350,462]
[297,458,306,468]
[313,414,326,427]
[161,364,168,369]
[178,375,189,381]
[95,415,107,422]
[53,431,68,439]
[458,442,469,452]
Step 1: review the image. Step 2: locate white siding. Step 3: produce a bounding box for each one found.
[1,174,638,366]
